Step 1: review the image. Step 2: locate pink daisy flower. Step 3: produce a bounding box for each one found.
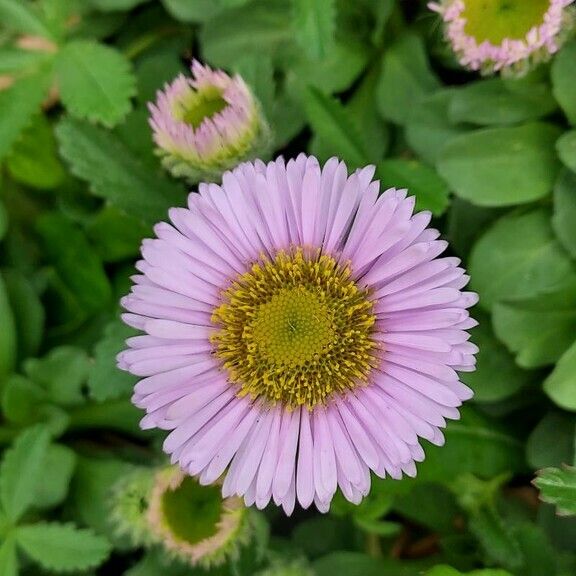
[149,60,270,183]
[430,0,575,75]
[118,155,478,514]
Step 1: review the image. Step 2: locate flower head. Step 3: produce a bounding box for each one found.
[118,155,478,514]
[149,60,270,183]
[147,466,250,567]
[430,0,575,75]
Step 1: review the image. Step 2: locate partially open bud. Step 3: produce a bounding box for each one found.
[147,466,251,568]
[149,60,271,183]
[429,0,575,75]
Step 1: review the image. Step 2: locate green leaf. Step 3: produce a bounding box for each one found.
[378,158,450,216]
[512,522,557,576]
[88,320,137,401]
[406,89,469,166]
[302,87,370,168]
[55,117,184,223]
[0,426,50,522]
[492,281,576,368]
[2,269,45,361]
[0,538,18,576]
[448,78,556,126]
[552,39,576,126]
[69,456,135,536]
[557,130,576,173]
[292,0,336,60]
[161,0,226,22]
[86,207,150,263]
[1,375,47,425]
[292,516,350,558]
[86,0,150,11]
[0,67,52,162]
[426,568,512,576]
[354,517,401,537]
[469,209,575,310]
[535,466,576,516]
[314,552,434,576]
[469,507,523,569]
[544,339,576,411]
[416,407,526,482]
[56,40,136,128]
[527,412,575,469]
[24,346,90,407]
[461,311,531,402]
[437,123,561,206]
[16,522,111,572]
[6,115,65,190]
[0,198,7,241]
[0,0,53,37]
[0,273,17,382]
[33,444,76,509]
[553,169,576,260]
[36,213,112,314]
[200,0,291,68]
[376,33,440,126]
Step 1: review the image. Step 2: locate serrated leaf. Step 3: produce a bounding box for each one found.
[0,426,50,522]
[36,214,112,314]
[292,0,336,59]
[0,67,52,161]
[302,86,371,168]
[552,39,576,126]
[16,522,111,572]
[0,538,18,576]
[437,123,562,207]
[88,320,138,401]
[535,466,576,516]
[33,445,76,509]
[492,281,576,368]
[56,117,184,223]
[56,40,136,127]
[543,339,576,411]
[0,0,53,37]
[469,209,575,310]
[1,375,47,426]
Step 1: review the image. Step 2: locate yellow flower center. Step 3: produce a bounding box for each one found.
[462,0,551,44]
[211,249,377,409]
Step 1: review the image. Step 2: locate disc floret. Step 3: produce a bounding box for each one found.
[211,248,378,409]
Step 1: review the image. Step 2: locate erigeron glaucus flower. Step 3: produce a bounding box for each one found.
[429,0,575,75]
[118,155,478,514]
[147,466,250,567]
[149,60,270,183]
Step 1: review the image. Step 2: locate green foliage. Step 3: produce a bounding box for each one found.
[0,67,52,162]
[552,39,576,125]
[437,123,562,206]
[377,33,440,125]
[56,40,136,128]
[15,522,111,572]
[0,426,50,522]
[292,0,336,60]
[535,466,576,516]
[0,2,575,574]
[469,210,575,310]
[56,117,184,223]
